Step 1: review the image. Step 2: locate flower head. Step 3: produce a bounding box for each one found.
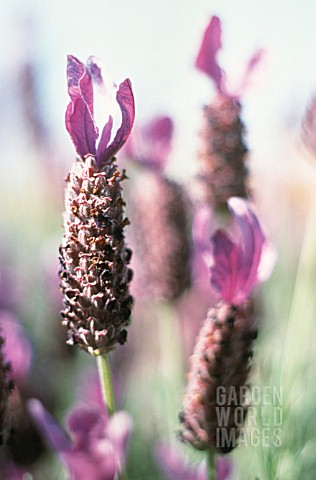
[60,55,134,354]
[28,399,132,480]
[65,55,135,167]
[210,197,275,304]
[180,198,274,453]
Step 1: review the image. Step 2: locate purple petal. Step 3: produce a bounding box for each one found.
[66,406,104,450]
[210,197,274,304]
[210,229,242,303]
[236,48,265,96]
[215,456,232,480]
[27,399,71,452]
[195,16,225,92]
[227,197,265,300]
[142,116,173,170]
[0,311,32,381]
[125,116,173,170]
[87,56,105,86]
[154,442,207,480]
[192,204,213,254]
[107,411,133,469]
[64,450,116,480]
[97,116,114,160]
[65,55,98,157]
[98,79,135,166]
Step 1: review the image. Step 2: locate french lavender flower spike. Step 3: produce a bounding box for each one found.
[195,15,225,93]
[60,57,134,470]
[180,197,275,456]
[60,54,134,356]
[193,17,265,211]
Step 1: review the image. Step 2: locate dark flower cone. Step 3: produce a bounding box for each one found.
[196,93,249,211]
[0,335,13,445]
[59,155,133,355]
[129,170,191,302]
[180,300,257,453]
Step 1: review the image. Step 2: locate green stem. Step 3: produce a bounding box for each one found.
[96,353,116,416]
[207,449,216,480]
[96,353,127,480]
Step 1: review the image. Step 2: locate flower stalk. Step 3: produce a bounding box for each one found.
[207,449,216,480]
[96,353,116,417]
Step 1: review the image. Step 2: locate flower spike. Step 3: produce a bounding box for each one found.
[60,55,134,355]
[180,198,275,453]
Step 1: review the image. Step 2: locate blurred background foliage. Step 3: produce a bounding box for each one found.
[1,1,316,479]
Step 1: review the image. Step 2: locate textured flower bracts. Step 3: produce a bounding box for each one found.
[126,116,191,302]
[59,55,135,355]
[180,198,274,453]
[198,96,248,209]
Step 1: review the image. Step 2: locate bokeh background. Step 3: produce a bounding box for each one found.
[1,0,316,479]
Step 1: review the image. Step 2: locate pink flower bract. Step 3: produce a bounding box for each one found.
[65,55,135,167]
[28,399,132,480]
[210,197,274,304]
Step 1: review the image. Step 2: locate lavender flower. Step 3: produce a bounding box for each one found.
[126,116,191,302]
[180,197,274,453]
[59,55,135,355]
[195,16,263,211]
[0,311,32,383]
[28,399,132,480]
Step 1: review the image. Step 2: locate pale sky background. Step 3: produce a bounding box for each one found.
[2,0,316,185]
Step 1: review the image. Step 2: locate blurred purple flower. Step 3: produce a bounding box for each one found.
[155,442,232,480]
[28,399,132,480]
[195,16,224,93]
[0,311,32,382]
[210,197,275,305]
[66,55,135,168]
[0,460,27,480]
[125,115,173,171]
[195,16,264,97]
